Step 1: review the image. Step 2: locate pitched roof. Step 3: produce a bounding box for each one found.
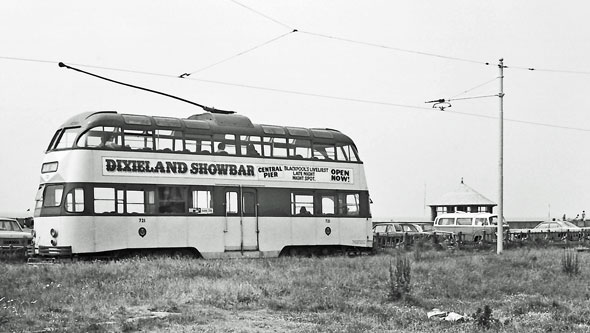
[429,180,496,206]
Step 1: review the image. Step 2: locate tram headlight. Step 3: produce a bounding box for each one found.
[41,162,59,173]
[50,239,57,246]
[50,228,58,238]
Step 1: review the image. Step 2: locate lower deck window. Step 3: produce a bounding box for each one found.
[292,194,314,216]
[65,188,84,213]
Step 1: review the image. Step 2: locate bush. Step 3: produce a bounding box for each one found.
[388,256,411,301]
[473,305,495,329]
[561,249,580,276]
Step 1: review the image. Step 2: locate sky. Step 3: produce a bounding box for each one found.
[1,1,589,220]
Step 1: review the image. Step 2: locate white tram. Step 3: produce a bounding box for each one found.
[33,111,372,258]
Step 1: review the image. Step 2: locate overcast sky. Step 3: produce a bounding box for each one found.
[1,1,589,219]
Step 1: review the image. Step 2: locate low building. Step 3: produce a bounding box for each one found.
[428,179,496,221]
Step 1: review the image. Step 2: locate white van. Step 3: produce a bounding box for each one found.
[433,212,508,242]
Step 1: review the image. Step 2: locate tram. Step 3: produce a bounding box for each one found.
[33,111,372,258]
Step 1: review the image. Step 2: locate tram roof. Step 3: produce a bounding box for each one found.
[59,111,356,143]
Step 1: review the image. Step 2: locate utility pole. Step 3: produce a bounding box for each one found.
[497,59,505,254]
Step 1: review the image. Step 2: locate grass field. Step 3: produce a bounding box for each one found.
[1,246,590,332]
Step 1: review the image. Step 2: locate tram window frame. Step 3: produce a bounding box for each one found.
[288,139,311,159]
[313,143,336,160]
[43,184,64,208]
[155,129,183,152]
[291,193,314,216]
[225,191,239,215]
[123,129,154,151]
[339,193,360,216]
[65,188,85,213]
[336,143,359,162]
[78,126,123,149]
[126,189,146,214]
[185,133,213,154]
[240,135,262,157]
[320,194,336,215]
[94,187,117,214]
[214,134,236,155]
[158,186,187,214]
[190,189,213,214]
[262,137,288,158]
[53,127,80,150]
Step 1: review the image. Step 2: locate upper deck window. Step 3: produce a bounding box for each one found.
[122,114,151,126]
[289,139,311,159]
[313,143,336,160]
[185,133,212,154]
[287,127,310,137]
[52,128,80,150]
[124,129,153,151]
[311,129,334,139]
[154,117,181,128]
[214,134,236,155]
[336,143,360,162]
[155,130,182,152]
[262,125,285,135]
[78,126,122,148]
[240,136,262,157]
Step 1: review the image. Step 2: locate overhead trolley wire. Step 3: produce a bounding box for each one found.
[229,0,294,30]
[179,29,297,78]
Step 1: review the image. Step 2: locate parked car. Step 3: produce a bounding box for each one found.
[511,220,585,241]
[373,222,429,236]
[531,220,581,232]
[433,212,509,242]
[0,217,34,248]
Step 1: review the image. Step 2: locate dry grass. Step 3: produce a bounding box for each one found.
[1,247,590,332]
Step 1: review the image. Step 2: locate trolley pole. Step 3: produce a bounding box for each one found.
[497,58,505,254]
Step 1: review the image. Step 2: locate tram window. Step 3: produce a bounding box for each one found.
[147,190,156,214]
[185,134,212,154]
[155,130,182,152]
[214,134,236,155]
[225,191,238,214]
[158,187,187,213]
[289,139,311,159]
[65,188,84,213]
[320,195,336,215]
[240,135,262,157]
[291,193,313,216]
[339,193,359,215]
[78,126,122,148]
[43,185,64,207]
[262,137,287,157]
[336,144,359,162]
[313,143,336,160]
[94,187,116,213]
[126,190,145,214]
[124,129,154,151]
[34,186,44,216]
[53,128,80,150]
[191,190,213,214]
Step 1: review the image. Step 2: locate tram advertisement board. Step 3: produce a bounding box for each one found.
[102,157,354,184]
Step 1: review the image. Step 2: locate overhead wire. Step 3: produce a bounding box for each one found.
[228,0,294,30]
[1,55,590,132]
[179,29,297,78]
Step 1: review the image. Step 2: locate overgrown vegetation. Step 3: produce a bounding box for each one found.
[388,255,411,301]
[1,248,589,332]
[562,248,580,276]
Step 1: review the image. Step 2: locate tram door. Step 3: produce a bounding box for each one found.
[223,187,259,252]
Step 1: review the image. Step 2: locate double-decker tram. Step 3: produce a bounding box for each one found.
[33,111,372,258]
